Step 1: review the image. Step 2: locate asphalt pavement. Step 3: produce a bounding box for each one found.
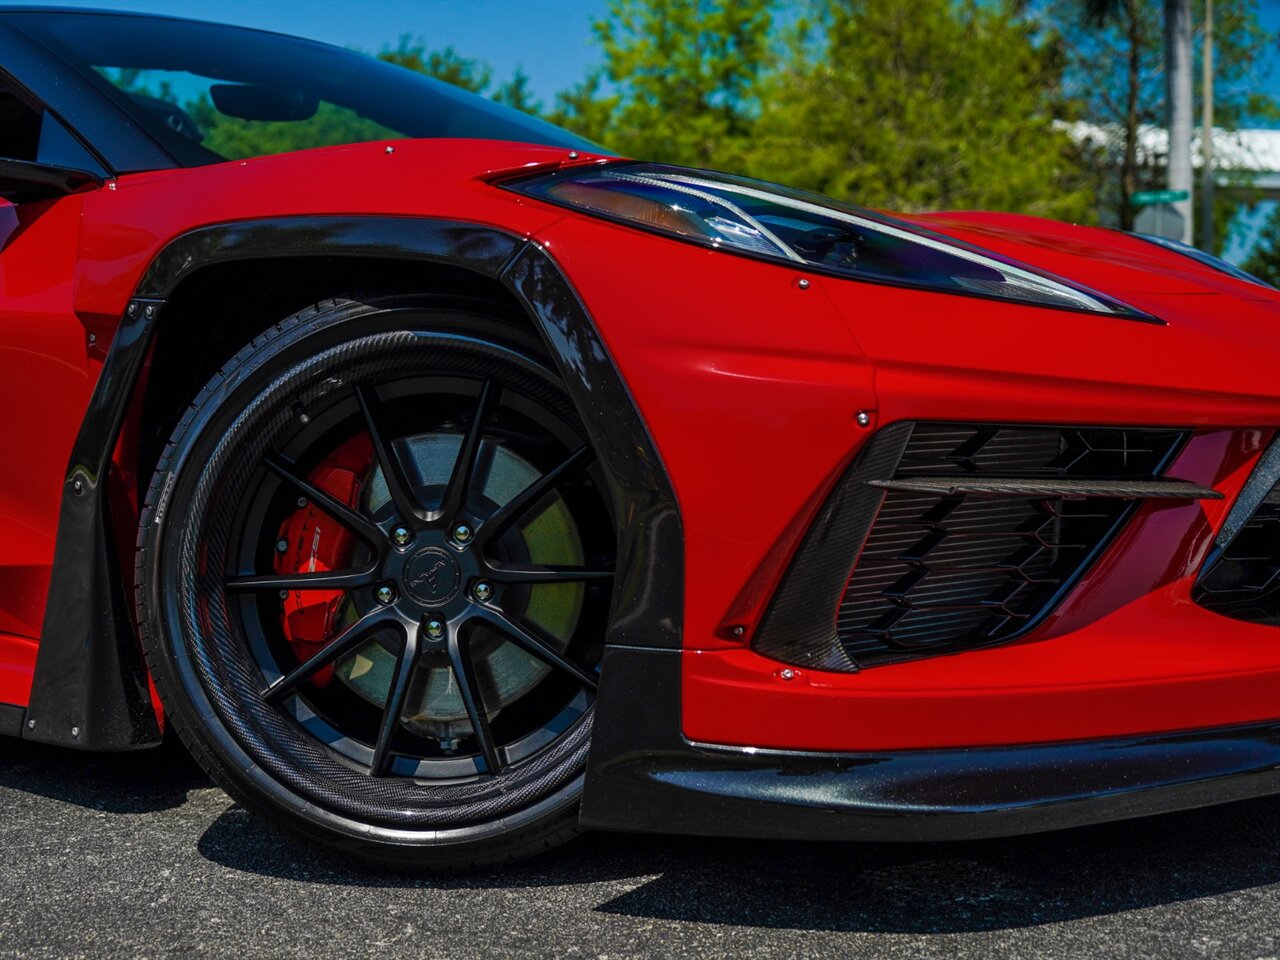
[0,734,1277,959]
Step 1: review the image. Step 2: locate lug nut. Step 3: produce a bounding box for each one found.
[425,617,446,639]
[472,581,493,603]
[452,523,473,543]
[391,526,411,547]
[375,584,396,605]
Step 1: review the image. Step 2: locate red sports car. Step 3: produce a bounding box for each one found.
[3,6,1279,869]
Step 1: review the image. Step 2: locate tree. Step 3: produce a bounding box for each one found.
[1044,0,1276,244]
[1240,205,1280,285]
[551,0,774,168]
[1055,0,1164,230]
[378,37,492,93]
[493,67,543,115]
[746,0,1095,220]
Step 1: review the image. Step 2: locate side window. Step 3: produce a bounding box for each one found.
[0,75,103,172]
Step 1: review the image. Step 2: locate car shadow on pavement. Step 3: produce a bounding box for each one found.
[0,734,206,815]
[195,777,1280,933]
[586,794,1280,932]
[7,732,1280,932]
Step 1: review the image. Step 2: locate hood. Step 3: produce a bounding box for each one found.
[806,209,1280,427]
[902,210,1279,306]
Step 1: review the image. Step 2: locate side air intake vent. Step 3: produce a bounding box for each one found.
[752,422,1193,671]
[1195,437,1280,625]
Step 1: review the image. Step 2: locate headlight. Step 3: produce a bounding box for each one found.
[505,162,1150,318]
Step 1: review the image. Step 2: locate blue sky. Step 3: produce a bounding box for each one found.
[62,0,1280,121]
[61,0,609,105]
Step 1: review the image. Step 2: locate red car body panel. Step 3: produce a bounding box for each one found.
[2,138,1280,760]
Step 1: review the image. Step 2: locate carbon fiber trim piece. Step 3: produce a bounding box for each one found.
[1210,435,1280,554]
[1195,434,1280,624]
[751,422,914,671]
[24,297,165,751]
[0,702,24,738]
[867,477,1221,500]
[501,244,683,650]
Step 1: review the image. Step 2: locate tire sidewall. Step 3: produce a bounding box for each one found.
[138,299,592,865]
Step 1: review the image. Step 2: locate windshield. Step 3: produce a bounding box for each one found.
[15,12,593,167]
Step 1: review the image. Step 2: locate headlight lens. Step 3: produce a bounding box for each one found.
[507,162,1149,318]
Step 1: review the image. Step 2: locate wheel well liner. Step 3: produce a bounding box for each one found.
[23,216,682,751]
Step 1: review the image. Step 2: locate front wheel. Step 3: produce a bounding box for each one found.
[136,298,616,869]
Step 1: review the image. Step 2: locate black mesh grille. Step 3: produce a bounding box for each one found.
[834,423,1185,667]
[1195,487,1280,625]
[896,424,1183,479]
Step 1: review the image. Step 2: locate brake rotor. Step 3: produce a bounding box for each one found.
[273,431,585,744]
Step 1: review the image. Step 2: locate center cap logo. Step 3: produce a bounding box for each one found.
[402,546,462,607]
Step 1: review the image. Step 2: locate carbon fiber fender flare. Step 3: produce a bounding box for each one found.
[23,215,683,752]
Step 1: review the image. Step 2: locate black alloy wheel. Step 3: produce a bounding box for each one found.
[136,297,616,868]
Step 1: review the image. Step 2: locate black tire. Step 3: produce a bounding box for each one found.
[135,297,615,869]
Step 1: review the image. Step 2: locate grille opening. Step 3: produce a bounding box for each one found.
[838,492,1127,664]
[897,424,1184,479]
[1195,487,1280,626]
[832,423,1183,668]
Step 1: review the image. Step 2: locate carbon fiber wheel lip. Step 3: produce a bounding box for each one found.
[154,319,614,843]
[209,331,614,791]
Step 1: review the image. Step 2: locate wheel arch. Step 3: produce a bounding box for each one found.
[23,215,682,751]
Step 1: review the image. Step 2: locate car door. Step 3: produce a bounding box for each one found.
[0,71,108,640]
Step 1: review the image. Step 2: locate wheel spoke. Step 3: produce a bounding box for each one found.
[370,627,420,776]
[470,606,598,691]
[263,455,382,545]
[261,607,397,701]
[447,631,503,775]
[226,568,376,592]
[478,445,591,544]
[355,383,427,525]
[438,380,496,523]
[486,564,614,584]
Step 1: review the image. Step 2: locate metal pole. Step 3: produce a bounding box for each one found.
[1201,0,1215,252]
[1165,0,1194,244]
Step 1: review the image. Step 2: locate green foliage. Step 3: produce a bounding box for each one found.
[378,36,493,93]
[190,97,397,161]
[493,67,543,114]
[1240,204,1280,285]
[747,0,1095,220]
[551,0,774,168]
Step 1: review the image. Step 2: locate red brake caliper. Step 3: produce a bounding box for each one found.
[273,433,374,689]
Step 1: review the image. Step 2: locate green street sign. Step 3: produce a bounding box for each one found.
[1132,189,1190,205]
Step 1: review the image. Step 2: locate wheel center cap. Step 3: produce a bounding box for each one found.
[401,546,462,607]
